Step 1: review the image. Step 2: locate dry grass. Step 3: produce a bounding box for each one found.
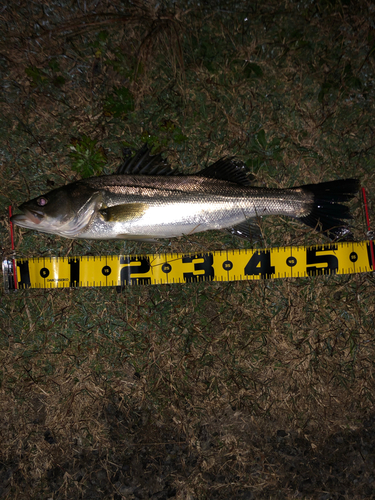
[1,0,375,498]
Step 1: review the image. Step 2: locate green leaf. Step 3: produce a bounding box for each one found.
[25,66,48,87]
[48,58,60,72]
[244,62,263,78]
[52,76,66,87]
[69,136,107,178]
[173,131,188,144]
[256,129,267,149]
[104,87,134,118]
[245,157,265,173]
[98,30,109,42]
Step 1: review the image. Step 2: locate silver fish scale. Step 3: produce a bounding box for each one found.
[83,175,310,214]
[76,175,311,239]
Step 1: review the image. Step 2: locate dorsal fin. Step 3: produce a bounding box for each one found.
[115,144,254,185]
[197,157,254,186]
[115,144,180,176]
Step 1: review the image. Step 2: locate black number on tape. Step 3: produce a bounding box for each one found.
[120,257,151,285]
[68,258,80,286]
[17,260,31,289]
[306,246,338,276]
[366,242,375,270]
[182,253,214,282]
[244,251,275,278]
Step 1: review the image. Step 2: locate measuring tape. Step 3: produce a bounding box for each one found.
[4,188,374,291]
[3,240,374,291]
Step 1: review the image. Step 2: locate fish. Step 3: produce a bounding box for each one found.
[11,144,359,242]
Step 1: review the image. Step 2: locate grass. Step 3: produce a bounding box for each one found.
[1,0,375,498]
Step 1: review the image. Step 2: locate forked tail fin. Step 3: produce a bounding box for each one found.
[297,178,360,240]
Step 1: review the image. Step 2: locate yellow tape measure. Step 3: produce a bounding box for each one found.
[3,241,374,291]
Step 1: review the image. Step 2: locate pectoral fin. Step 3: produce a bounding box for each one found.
[99,203,148,222]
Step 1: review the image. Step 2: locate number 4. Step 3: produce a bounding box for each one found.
[244,251,275,278]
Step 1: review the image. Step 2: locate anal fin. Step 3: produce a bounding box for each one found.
[225,218,264,245]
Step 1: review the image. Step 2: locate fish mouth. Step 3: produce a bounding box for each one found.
[11,208,45,227]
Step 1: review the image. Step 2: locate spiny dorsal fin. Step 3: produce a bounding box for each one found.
[116,144,254,185]
[197,157,254,186]
[115,144,180,176]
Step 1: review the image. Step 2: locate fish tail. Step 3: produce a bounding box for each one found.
[297,178,360,239]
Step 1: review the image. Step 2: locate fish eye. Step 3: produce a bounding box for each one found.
[37,197,48,207]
